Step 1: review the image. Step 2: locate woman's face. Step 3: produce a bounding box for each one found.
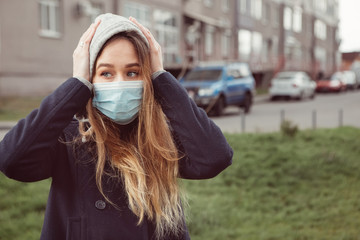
[93,38,142,83]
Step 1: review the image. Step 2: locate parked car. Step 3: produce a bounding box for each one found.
[316,74,346,93]
[351,67,360,89]
[180,62,256,116]
[269,71,316,100]
[342,70,358,90]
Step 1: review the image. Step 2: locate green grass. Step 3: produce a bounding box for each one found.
[0,178,50,240]
[255,87,269,95]
[183,127,360,240]
[0,97,44,121]
[1,127,360,239]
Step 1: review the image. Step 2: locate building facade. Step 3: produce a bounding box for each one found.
[0,0,340,96]
[235,0,340,86]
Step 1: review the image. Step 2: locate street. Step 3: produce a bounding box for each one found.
[0,131,5,141]
[1,90,359,140]
[210,90,360,133]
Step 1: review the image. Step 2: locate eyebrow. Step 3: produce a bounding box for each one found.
[125,63,140,68]
[96,62,140,69]
[97,63,114,69]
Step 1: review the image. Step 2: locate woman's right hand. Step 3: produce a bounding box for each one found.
[73,20,101,81]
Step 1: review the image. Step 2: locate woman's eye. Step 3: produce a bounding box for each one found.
[127,71,139,78]
[101,72,112,78]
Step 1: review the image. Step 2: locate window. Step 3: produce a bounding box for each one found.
[314,0,326,12]
[238,29,251,60]
[251,0,262,20]
[39,0,61,38]
[222,0,230,12]
[123,2,151,29]
[205,25,215,56]
[283,6,292,31]
[204,0,214,7]
[153,10,179,64]
[238,0,247,14]
[293,7,302,32]
[221,30,231,57]
[252,31,263,57]
[315,19,327,40]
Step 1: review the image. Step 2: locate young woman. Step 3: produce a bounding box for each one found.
[0,14,233,240]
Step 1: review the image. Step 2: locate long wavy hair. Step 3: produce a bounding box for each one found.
[78,31,184,238]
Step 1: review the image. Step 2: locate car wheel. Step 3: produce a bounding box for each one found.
[242,93,252,114]
[213,96,225,116]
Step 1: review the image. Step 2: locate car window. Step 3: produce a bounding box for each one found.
[276,75,295,80]
[228,69,241,78]
[184,69,222,82]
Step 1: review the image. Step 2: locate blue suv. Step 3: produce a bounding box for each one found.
[180,62,256,116]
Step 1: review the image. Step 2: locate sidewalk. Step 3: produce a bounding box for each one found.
[0,121,16,130]
[253,93,270,104]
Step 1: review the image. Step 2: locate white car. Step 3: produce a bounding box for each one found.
[269,71,316,100]
[342,70,357,89]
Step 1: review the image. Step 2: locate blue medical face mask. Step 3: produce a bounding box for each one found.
[92,80,144,125]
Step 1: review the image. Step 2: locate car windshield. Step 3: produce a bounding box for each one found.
[275,72,297,80]
[184,69,222,82]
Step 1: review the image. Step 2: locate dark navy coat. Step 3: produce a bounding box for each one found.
[0,72,233,240]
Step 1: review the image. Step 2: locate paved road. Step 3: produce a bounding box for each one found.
[1,91,359,140]
[0,122,14,141]
[210,90,360,133]
[0,130,6,141]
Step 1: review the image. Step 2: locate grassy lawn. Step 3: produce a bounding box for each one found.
[0,97,44,121]
[1,127,360,239]
[184,127,360,240]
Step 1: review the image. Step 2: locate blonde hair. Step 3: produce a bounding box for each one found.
[79,32,184,238]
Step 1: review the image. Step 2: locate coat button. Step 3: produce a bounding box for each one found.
[95,200,106,210]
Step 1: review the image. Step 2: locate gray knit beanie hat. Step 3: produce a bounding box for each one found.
[89,13,149,79]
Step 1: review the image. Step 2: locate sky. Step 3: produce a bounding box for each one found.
[338,0,360,52]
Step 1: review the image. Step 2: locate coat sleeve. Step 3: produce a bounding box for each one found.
[0,78,91,182]
[152,72,233,180]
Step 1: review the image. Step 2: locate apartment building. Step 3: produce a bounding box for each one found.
[0,0,340,96]
[0,0,110,96]
[0,0,183,96]
[235,0,340,86]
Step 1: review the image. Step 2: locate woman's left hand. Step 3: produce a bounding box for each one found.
[129,17,164,74]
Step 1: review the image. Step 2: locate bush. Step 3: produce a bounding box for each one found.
[280,119,298,138]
